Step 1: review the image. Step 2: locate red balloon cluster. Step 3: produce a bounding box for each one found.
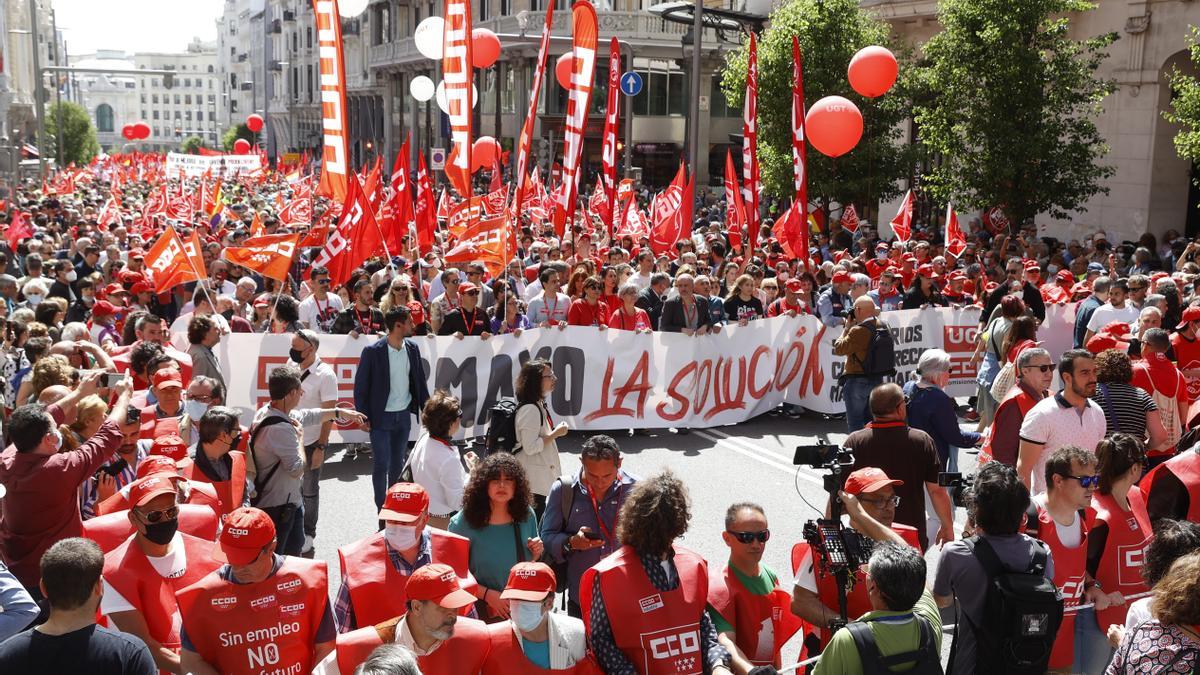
[472,29,501,69]
[121,124,136,140]
[246,114,265,133]
[233,138,252,155]
[126,121,151,140]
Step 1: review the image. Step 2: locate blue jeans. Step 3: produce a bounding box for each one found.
[369,410,413,510]
[1073,606,1113,674]
[843,376,881,433]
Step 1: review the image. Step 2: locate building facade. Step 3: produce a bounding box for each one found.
[129,40,224,153]
[1,0,66,172]
[71,51,140,153]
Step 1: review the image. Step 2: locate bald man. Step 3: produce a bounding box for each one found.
[832,296,893,432]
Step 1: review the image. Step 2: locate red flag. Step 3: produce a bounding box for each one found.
[223,233,300,282]
[310,174,383,287]
[279,195,312,228]
[791,36,809,232]
[381,136,415,255]
[249,211,265,237]
[551,1,599,236]
[414,153,437,254]
[444,214,510,277]
[312,0,350,203]
[890,189,913,243]
[447,196,487,239]
[362,157,383,212]
[5,211,32,252]
[723,150,745,251]
[601,37,621,237]
[841,204,860,233]
[742,33,761,251]
[615,198,649,238]
[773,200,809,265]
[442,0,474,197]
[436,189,452,220]
[489,158,503,194]
[588,176,610,226]
[945,203,966,257]
[183,230,208,279]
[649,163,687,256]
[482,186,508,216]
[508,0,555,221]
[145,227,200,293]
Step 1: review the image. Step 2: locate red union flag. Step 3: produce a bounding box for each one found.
[447,196,487,239]
[890,189,913,243]
[841,204,860,233]
[724,149,744,251]
[649,163,687,256]
[223,233,300,282]
[145,227,199,293]
[183,230,208,279]
[791,36,809,230]
[482,186,508,216]
[311,174,381,287]
[380,136,414,254]
[414,153,436,254]
[588,176,610,225]
[509,1,555,222]
[442,0,474,197]
[444,214,508,276]
[279,195,312,228]
[312,0,350,203]
[552,1,599,237]
[742,33,761,251]
[945,203,967,257]
[600,37,621,237]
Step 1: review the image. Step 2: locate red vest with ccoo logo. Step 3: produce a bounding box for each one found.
[94,481,221,518]
[175,557,328,675]
[481,621,604,675]
[102,533,221,654]
[83,503,220,554]
[580,545,708,675]
[334,616,492,675]
[1148,450,1200,521]
[706,565,807,667]
[188,451,248,519]
[140,407,184,440]
[978,387,1041,467]
[789,524,921,648]
[1088,491,1153,630]
[1033,505,1089,670]
[337,528,475,628]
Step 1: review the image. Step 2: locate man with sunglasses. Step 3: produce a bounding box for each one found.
[1026,446,1119,674]
[101,475,222,674]
[466,263,495,313]
[298,266,344,334]
[981,347,1053,468]
[331,279,385,338]
[707,503,804,673]
[438,281,491,338]
[191,406,252,520]
[177,506,336,675]
[1017,349,1106,496]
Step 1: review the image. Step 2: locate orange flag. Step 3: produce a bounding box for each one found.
[145,227,200,293]
[223,233,300,282]
[250,211,265,237]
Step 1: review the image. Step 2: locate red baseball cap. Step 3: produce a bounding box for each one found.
[1056,269,1074,284]
[136,455,181,480]
[104,283,129,297]
[128,248,145,260]
[378,483,429,523]
[917,264,940,280]
[152,368,183,390]
[844,467,904,496]
[1086,333,1122,355]
[785,278,803,293]
[131,281,153,295]
[92,300,119,317]
[214,507,276,564]
[128,475,178,508]
[832,270,853,285]
[406,563,477,608]
[458,280,478,293]
[150,433,188,461]
[1177,306,1200,330]
[500,561,556,601]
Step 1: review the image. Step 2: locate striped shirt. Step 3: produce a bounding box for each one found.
[1090,381,1156,441]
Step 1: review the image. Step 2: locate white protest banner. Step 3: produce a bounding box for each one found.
[165,152,263,178]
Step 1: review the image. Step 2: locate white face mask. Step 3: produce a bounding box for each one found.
[383,524,419,550]
[184,399,208,421]
[511,600,547,633]
[66,270,78,283]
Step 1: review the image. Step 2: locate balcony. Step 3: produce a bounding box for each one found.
[283,9,296,22]
[271,60,285,71]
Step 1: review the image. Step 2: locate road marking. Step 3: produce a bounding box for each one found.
[694,428,825,487]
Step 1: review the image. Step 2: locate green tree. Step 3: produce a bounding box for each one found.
[181,136,206,154]
[913,0,1116,229]
[1164,27,1200,166]
[45,102,99,165]
[720,0,915,220]
[221,123,253,152]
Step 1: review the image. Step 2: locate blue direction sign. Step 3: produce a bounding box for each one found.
[619,71,644,97]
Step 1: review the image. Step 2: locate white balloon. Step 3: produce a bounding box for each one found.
[410,76,436,102]
[435,81,479,114]
[338,0,370,18]
[414,17,446,61]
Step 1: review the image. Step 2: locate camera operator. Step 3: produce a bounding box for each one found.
[791,468,922,649]
[833,297,892,433]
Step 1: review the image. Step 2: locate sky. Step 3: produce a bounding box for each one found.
[53,0,227,57]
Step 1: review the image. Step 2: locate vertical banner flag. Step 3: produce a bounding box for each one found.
[552,1,599,237]
[742,33,761,252]
[509,1,555,222]
[601,36,621,239]
[442,0,474,198]
[312,0,350,203]
[945,203,967,257]
[724,149,745,251]
[184,230,208,279]
[891,189,913,243]
[791,35,809,266]
[414,153,437,254]
[311,174,382,286]
[382,135,415,254]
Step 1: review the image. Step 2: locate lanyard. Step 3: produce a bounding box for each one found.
[682,299,697,327]
[546,296,559,321]
[355,307,374,332]
[464,307,478,333]
[584,481,616,544]
[313,294,329,319]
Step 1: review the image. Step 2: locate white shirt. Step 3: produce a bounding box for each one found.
[297,358,339,443]
[1087,303,1140,333]
[523,278,544,302]
[1019,393,1107,495]
[628,271,653,292]
[409,433,468,516]
[298,293,344,333]
[1032,494,1083,547]
[100,532,188,615]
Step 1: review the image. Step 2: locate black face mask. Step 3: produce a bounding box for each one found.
[288,348,305,364]
[221,309,235,321]
[143,517,178,545]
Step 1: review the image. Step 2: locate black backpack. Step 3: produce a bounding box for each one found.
[484,399,543,456]
[860,319,896,377]
[847,615,943,675]
[951,536,1063,675]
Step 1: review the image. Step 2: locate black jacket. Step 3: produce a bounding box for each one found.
[659,295,715,333]
[635,287,665,330]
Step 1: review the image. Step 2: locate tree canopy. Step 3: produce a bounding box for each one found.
[1164,26,1200,166]
[45,102,99,166]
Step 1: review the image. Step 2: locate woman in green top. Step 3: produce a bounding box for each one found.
[449,452,545,623]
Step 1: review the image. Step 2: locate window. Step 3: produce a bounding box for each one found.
[153,110,160,120]
[184,78,192,87]
[306,27,313,48]
[709,77,739,117]
[631,60,685,117]
[185,95,192,104]
[186,111,192,121]
[174,111,181,119]
[96,104,114,132]
[476,0,488,22]
[174,94,181,104]
[500,0,510,15]
[140,93,146,104]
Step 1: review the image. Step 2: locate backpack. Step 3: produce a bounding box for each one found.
[247,415,293,507]
[483,399,542,456]
[860,319,896,377]
[847,615,943,675]
[950,536,1063,675]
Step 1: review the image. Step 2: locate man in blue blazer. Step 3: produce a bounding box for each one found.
[353,305,430,510]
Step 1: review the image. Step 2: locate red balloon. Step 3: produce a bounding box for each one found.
[472,136,499,171]
[246,114,265,133]
[555,53,575,90]
[133,121,151,140]
[471,29,501,69]
[121,124,135,140]
[848,46,898,98]
[447,146,480,175]
[805,96,863,158]
[233,138,252,155]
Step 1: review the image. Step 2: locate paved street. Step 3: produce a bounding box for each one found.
[311,410,973,667]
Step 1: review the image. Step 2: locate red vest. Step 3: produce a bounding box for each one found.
[706,565,806,667]
[102,533,221,651]
[482,621,604,675]
[336,528,474,628]
[94,481,221,518]
[978,387,1040,467]
[580,545,708,675]
[1150,450,1200,521]
[334,616,492,675]
[1088,491,1153,630]
[789,524,920,647]
[83,503,220,554]
[188,451,248,519]
[175,557,328,675]
[140,407,184,440]
[1034,505,1089,670]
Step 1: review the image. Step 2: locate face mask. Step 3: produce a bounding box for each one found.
[66,270,78,283]
[184,399,208,421]
[142,517,178,545]
[288,348,306,364]
[384,524,419,550]
[512,600,547,632]
[26,294,43,306]
[221,309,235,321]
[82,294,95,306]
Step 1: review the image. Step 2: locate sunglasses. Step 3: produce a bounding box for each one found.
[464,290,479,296]
[137,504,179,524]
[391,287,408,293]
[316,278,330,285]
[1025,364,1055,373]
[1061,473,1100,489]
[726,529,771,544]
[858,495,901,508]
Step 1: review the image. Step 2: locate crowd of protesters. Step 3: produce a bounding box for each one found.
[0,165,1197,675]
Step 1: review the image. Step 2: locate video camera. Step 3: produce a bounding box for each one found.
[794,443,854,494]
[795,442,864,626]
[938,471,975,506]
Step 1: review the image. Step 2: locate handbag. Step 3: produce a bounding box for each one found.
[989,361,1016,401]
